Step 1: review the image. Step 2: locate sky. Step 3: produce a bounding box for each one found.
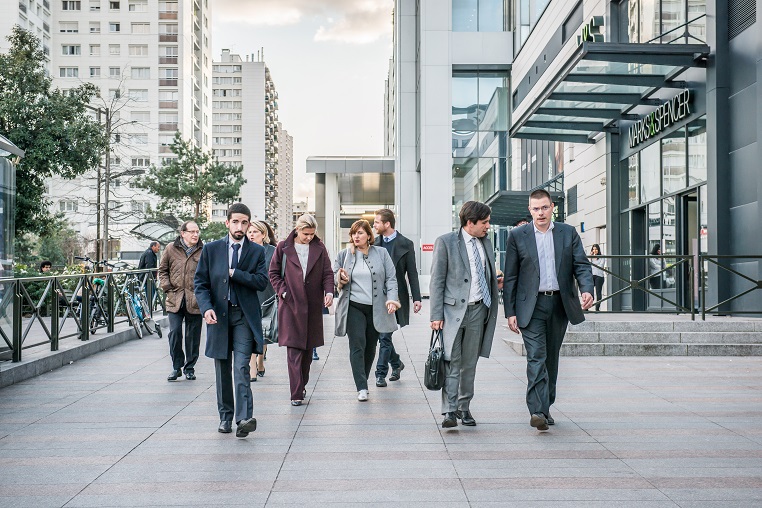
[212,0,394,208]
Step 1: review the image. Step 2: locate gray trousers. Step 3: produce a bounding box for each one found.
[441,302,487,414]
[214,305,253,424]
[520,293,568,417]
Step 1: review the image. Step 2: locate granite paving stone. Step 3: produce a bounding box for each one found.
[0,301,760,506]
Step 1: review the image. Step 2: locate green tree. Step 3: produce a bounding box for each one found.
[137,132,246,220]
[38,215,83,266]
[0,26,108,237]
[200,221,229,243]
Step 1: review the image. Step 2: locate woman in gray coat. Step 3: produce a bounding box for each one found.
[247,221,277,379]
[334,220,400,402]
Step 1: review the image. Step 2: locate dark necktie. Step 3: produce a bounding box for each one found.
[230,243,240,305]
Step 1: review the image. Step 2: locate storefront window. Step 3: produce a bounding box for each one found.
[662,127,686,195]
[640,142,660,203]
[454,0,505,32]
[688,116,707,185]
[648,201,661,255]
[628,154,639,207]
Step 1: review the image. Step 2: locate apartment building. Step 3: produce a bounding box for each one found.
[211,50,287,236]
[1,0,52,68]
[43,0,212,261]
[275,123,293,240]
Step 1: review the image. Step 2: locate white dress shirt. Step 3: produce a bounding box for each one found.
[534,222,560,292]
[227,236,243,301]
[461,229,486,303]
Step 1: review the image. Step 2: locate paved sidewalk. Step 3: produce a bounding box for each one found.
[1,302,761,507]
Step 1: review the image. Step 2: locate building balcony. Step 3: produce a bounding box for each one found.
[159,78,178,86]
[159,56,177,64]
[19,2,26,13]
[158,10,177,19]
[159,34,178,42]
[159,122,178,131]
[159,100,178,109]
[42,0,49,8]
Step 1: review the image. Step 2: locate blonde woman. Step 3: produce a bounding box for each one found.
[269,214,334,406]
[247,221,277,379]
[334,220,400,402]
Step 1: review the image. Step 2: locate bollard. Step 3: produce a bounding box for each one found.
[107,274,115,333]
[50,279,59,351]
[12,280,22,362]
[80,278,90,342]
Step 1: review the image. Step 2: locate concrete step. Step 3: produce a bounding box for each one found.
[564,331,762,344]
[504,338,762,357]
[569,319,762,333]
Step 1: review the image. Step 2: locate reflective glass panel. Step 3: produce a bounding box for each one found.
[640,142,660,203]
[661,0,686,43]
[687,116,706,185]
[453,0,478,31]
[628,154,639,208]
[478,0,504,31]
[662,128,686,195]
[640,0,661,42]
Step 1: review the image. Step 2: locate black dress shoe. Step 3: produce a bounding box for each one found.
[546,413,555,425]
[218,421,232,433]
[442,412,458,428]
[250,375,257,383]
[376,376,387,387]
[389,362,405,381]
[167,369,181,381]
[185,372,196,380]
[460,410,476,426]
[530,413,549,431]
[236,417,257,438]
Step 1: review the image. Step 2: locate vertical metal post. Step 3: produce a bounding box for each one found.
[146,275,154,318]
[50,278,59,351]
[689,259,695,321]
[12,281,22,362]
[95,108,103,266]
[103,107,111,262]
[701,255,707,321]
[107,274,115,333]
[81,278,90,341]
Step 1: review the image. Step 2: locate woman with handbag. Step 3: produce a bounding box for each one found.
[334,220,400,402]
[269,214,334,406]
[247,221,277,379]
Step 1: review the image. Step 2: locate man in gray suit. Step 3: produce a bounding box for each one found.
[430,201,502,429]
[504,189,594,431]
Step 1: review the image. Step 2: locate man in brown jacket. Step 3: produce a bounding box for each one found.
[159,221,203,381]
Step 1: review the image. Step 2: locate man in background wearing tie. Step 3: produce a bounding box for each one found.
[429,201,501,429]
[195,203,269,438]
[503,189,594,431]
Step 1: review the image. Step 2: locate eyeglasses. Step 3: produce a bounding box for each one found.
[183,230,200,235]
[530,205,552,213]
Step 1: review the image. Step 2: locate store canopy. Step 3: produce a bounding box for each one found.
[510,42,711,144]
[0,134,24,158]
[130,220,178,246]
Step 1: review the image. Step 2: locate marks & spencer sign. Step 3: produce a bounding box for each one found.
[628,89,692,148]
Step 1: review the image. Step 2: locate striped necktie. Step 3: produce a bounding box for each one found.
[470,237,491,308]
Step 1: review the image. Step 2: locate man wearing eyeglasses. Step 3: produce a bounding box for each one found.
[159,220,204,381]
[503,189,594,431]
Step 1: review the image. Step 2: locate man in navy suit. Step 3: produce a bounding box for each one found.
[194,203,269,437]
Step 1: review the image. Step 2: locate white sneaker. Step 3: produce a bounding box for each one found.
[357,389,368,401]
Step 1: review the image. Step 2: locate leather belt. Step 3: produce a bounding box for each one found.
[228,302,240,307]
[539,290,560,296]
[468,299,483,306]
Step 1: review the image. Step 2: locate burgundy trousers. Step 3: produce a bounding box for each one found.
[287,347,313,401]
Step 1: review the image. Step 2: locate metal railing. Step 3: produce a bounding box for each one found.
[0,269,165,363]
[701,255,762,319]
[645,14,707,45]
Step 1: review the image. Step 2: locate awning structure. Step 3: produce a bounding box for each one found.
[510,42,711,144]
[486,175,565,226]
[0,134,24,158]
[130,220,178,245]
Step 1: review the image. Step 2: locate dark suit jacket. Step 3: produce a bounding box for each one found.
[194,236,269,359]
[503,222,594,328]
[138,248,157,270]
[374,232,421,327]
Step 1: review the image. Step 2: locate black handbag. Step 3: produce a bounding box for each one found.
[424,329,446,391]
[260,294,278,344]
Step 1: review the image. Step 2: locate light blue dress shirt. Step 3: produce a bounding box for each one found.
[534,222,560,292]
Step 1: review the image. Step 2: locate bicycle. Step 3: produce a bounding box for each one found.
[69,256,111,335]
[120,271,162,340]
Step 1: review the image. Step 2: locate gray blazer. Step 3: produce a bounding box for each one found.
[503,222,594,328]
[333,246,400,337]
[429,229,499,361]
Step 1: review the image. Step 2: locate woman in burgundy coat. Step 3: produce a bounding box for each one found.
[269,214,334,406]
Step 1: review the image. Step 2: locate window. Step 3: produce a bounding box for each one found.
[61,44,80,55]
[131,67,150,79]
[128,44,148,56]
[109,22,120,32]
[109,66,121,78]
[514,0,552,51]
[89,0,100,10]
[109,0,119,9]
[59,67,78,77]
[128,89,148,101]
[131,157,150,167]
[89,44,100,56]
[131,201,149,213]
[60,200,78,212]
[131,22,149,34]
[129,134,148,144]
[62,1,81,10]
[89,66,100,77]
[108,89,120,99]
[687,116,707,185]
[131,111,150,122]
[59,21,78,32]
[89,21,100,33]
[128,0,147,11]
[109,44,120,55]
[640,142,661,203]
[662,128,686,195]
[567,185,578,215]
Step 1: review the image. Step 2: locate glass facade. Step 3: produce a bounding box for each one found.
[627,0,706,43]
[452,71,509,228]
[453,0,506,32]
[514,0,551,50]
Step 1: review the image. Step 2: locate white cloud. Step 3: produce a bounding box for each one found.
[215,0,392,44]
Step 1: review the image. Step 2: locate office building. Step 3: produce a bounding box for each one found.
[1,0,52,69]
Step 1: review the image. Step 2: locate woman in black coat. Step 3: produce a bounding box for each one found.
[247,221,277,379]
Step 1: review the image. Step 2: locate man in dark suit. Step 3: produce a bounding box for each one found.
[430,201,502,429]
[194,203,269,438]
[504,189,594,431]
[372,209,422,387]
